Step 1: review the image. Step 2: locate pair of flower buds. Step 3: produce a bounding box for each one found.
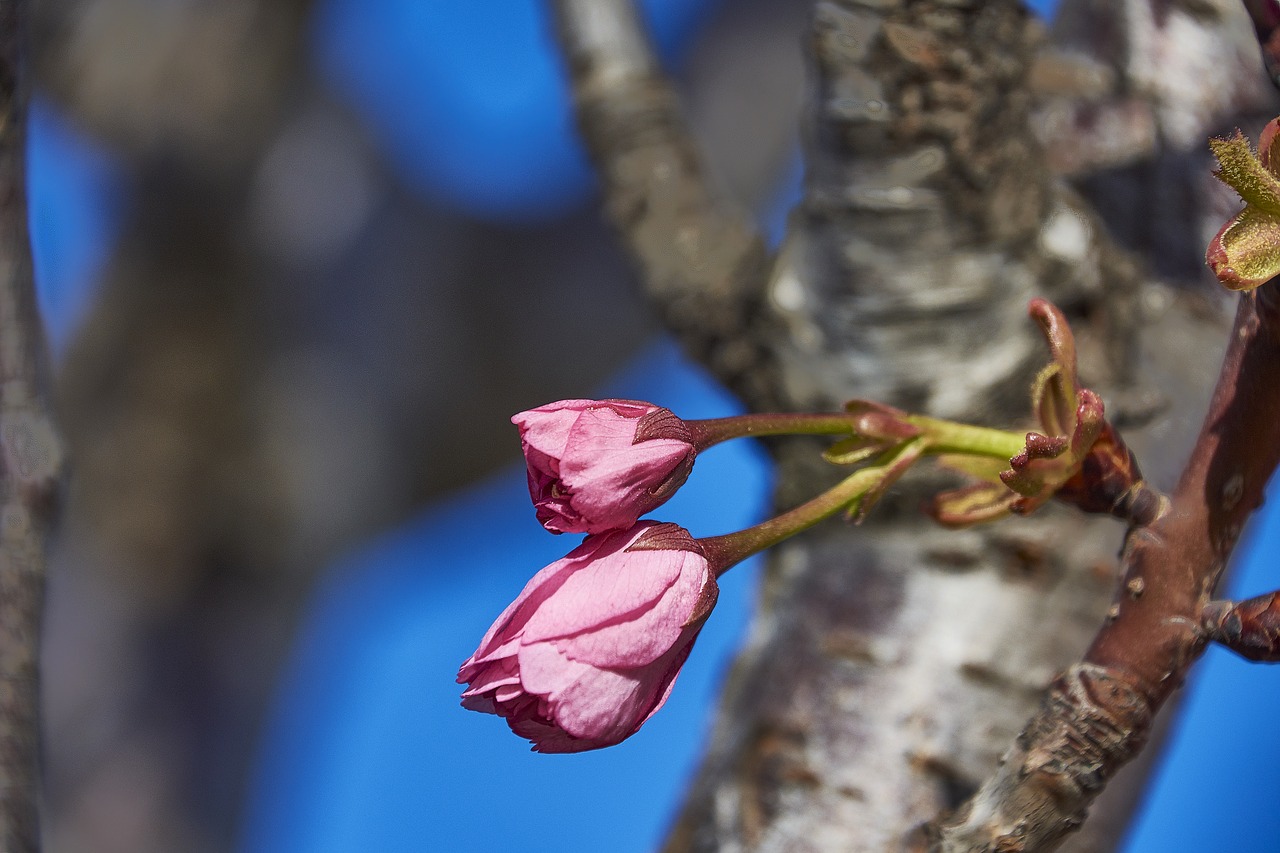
[455,110,1276,754]
[457,300,1143,752]
[457,400,720,753]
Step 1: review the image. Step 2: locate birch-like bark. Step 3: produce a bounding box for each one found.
[0,1,62,849]
[555,0,1269,849]
[663,4,1160,850]
[552,0,778,405]
[931,285,1280,851]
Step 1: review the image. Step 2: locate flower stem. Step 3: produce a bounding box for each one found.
[688,411,1025,459]
[908,416,1027,459]
[699,467,882,573]
[687,412,857,450]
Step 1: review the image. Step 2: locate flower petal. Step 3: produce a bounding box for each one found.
[459,652,521,696]
[508,718,583,753]
[549,556,708,667]
[561,439,694,531]
[517,642,652,742]
[521,526,696,661]
[513,404,584,458]
[638,638,696,725]
[460,535,612,665]
[517,632,696,747]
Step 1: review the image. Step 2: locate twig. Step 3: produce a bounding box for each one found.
[548,0,775,402]
[929,286,1280,851]
[1202,590,1280,661]
[0,0,63,850]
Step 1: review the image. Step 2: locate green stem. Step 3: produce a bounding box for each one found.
[687,412,856,450]
[688,411,1025,459]
[908,416,1027,459]
[699,467,882,573]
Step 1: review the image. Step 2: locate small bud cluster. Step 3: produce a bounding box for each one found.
[459,302,1146,752]
[930,300,1148,527]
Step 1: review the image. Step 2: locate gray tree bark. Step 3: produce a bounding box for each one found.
[0,1,62,850]
[554,0,1277,850]
[34,2,315,849]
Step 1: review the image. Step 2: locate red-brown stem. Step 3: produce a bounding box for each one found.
[1087,290,1280,687]
[1202,592,1280,661]
[686,412,856,450]
[932,288,1280,851]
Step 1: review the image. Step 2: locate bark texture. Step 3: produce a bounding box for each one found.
[0,1,61,849]
[932,287,1280,851]
[557,0,1275,850]
[552,0,777,405]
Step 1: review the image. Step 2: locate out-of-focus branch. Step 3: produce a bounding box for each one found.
[0,0,63,850]
[1241,0,1280,88]
[931,286,1280,851]
[39,2,314,849]
[549,0,777,403]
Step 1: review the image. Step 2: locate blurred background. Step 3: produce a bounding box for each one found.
[25,0,1280,851]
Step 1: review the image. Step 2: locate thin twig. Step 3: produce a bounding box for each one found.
[1202,590,1280,661]
[0,0,63,850]
[930,287,1280,851]
[549,0,775,402]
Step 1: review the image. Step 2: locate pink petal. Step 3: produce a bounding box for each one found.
[561,439,693,528]
[533,497,582,534]
[521,527,688,651]
[457,637,521,683]
[460,540,603,664]
[493,684,524,703]
[459,653,521,696]
[594,399,659,419]
[460,694,498,715]
[508,716,596,754]
[639,633,697,725]
[522,445,561,489]
[517,642,653,742]
[549,555,709,668]
[512,404,583,458]
[563,405,640,450]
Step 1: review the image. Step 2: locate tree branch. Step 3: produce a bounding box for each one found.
[1202,589,1280,661]
[556,1,1246,849]
[1241,0,1280,89]
[549,0,777,403]
[0,0,62,849]
[931,286,1280,851]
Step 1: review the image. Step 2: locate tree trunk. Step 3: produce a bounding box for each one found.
[557,0,1275,849]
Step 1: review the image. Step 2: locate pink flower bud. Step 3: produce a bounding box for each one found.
[513,399,697,534]
[457,522,718,753]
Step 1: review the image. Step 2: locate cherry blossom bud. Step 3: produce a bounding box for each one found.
[457,522,717,753]
[513,399,696,534]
